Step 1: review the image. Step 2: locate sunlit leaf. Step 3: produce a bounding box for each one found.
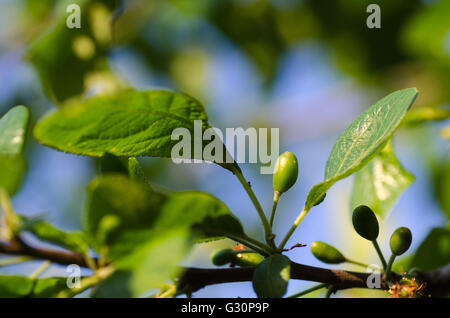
[351,141,414,218]
[304,88,418,210]
[0,106,30,195]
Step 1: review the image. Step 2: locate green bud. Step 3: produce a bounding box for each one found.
[233,252,264,267]
[310,241,346,264]
[390,227,412,256]
[273,152,299,195]
[352,205,379,241]
[210,248,234,266]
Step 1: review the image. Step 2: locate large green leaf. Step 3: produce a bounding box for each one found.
[96,229,191,297]
[351,142,414,218]
[154,191,245,238]
[18,215,89,255]
[304,88,418,210]
[252,254,290,298]
[410,227,450,271]
[34,89,236,172]
[0,106,30,195]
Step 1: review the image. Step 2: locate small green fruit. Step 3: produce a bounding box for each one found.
[210,248,234,266]
[310,241,346,264]
[390,227,412,256]
[352,205,379,241]
[233,252,264,267]
[273,152,299,194]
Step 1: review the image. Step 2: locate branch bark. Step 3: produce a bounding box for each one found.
[1,238,449,297]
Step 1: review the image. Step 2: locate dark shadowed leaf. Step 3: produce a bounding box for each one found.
[252,254,290,298]
[97,229,191,297]
[410,227,450,271]
[154,191,245,239]
[84,174,162,246]
[85,175,244,246]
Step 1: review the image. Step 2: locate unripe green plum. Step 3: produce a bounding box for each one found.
[233,252,264,267]
[210,248,234,266]
[390,227,412,256]
[273,152,298,195]
[352,205,379,241]
[310,241,346,264]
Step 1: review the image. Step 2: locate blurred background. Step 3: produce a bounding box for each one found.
[0,0,449,297]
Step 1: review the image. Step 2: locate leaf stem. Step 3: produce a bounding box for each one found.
[231,165,272,244]
[58,266,115,298]
[372,240,387,270]
[287,283,327,298]
[385,254,396,282]
[278,207,308,251]
[0,256,34,267]
[269,192,280,227]
[29,260,51,279]
[156,285,177,298]
[345,258,370,269]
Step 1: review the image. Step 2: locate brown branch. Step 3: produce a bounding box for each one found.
[1,238,449,297]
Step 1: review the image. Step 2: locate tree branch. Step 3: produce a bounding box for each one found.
[1,238,449,297]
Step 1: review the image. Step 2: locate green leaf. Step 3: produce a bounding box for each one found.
[154,191,245,239]
[34,90,208,157]
[0,106,30,195]
[97,229,191,297]
[18,215,89,255]
[304,88,418,210]
[0,156,26,196]
[0,106,29,155]
[410,227,450,271]
[351,142,414,218]
[85,175,244,246]
[26,0,116,102]
[0,275,70,298]
[31,277,69,298]
[34,89,236,172]
[252,254,290,298]
[84,174,163,246]
[432,160,450,220]
[0,275,34,297]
